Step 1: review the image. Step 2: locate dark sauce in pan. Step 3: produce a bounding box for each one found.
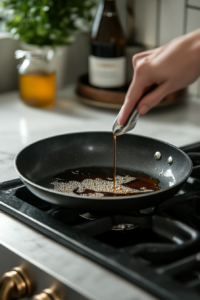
[53,167,161,197]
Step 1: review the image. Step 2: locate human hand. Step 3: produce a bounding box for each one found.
[118,29,200,125]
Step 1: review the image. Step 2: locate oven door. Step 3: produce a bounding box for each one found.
[0,244,87,300]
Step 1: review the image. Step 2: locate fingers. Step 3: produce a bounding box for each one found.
[118,79,145,125]
[118,82,168,126]
[118,46,168,125]
[137,82,169,114]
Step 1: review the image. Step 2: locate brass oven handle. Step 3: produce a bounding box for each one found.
[0,267,33,300]
[33,288,60,300]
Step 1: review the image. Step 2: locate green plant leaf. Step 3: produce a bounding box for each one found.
[2,0,96,46]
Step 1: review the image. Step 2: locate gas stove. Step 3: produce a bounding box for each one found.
[1,142,200,300]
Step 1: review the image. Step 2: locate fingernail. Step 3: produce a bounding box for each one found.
[138,105,149,115]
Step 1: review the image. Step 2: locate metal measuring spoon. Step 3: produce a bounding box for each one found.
[112,85,157,136]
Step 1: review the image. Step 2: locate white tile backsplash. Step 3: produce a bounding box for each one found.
[134,0,158,48]
[188,0,200,8]
[158,0,185,46]
[186,7,200,32]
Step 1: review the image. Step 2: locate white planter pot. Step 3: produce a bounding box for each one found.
[0,33,20,92]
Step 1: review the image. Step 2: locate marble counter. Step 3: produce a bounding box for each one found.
[1,86,200,183]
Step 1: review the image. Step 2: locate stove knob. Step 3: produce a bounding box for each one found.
[33,288,60,300]
[0,267,33,300]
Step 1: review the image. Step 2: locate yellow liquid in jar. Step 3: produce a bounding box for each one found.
[19,73,56,107]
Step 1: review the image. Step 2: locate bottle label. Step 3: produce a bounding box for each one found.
[89,55,126,88]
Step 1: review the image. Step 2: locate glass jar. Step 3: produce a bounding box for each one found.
[15,49,56,107]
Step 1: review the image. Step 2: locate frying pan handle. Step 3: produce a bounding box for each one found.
[186,152,200,179]
[156,192,200,214]
[157,152,200,214]
[187,152,200,167]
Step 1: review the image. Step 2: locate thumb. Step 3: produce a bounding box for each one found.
[118,80,146,125]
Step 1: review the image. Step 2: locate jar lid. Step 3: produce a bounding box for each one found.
[15,49,54,61]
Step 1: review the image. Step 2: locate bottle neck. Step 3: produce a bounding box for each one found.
[103,0,116,13]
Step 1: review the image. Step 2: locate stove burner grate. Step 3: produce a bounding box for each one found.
[79,212,139,231]
[111,223,139,231]
[1,179,200,299]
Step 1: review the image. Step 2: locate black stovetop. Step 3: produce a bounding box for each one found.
[1,142,200,300]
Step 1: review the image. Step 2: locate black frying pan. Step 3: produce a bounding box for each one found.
[15,132,192,213]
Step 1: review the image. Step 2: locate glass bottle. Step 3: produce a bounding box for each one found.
[16,50,56,107]
[89,0,126,89]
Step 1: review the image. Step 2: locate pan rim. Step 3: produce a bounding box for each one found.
[14,131,193,201]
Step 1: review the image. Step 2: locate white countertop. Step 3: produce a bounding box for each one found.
[1,85,200,183]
